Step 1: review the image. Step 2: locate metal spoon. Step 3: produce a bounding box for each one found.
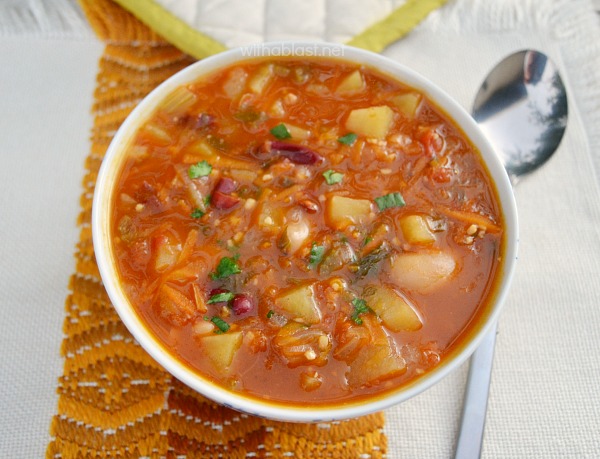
[454,50,568,458]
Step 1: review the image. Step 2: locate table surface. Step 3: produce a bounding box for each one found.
[1,1,600,458]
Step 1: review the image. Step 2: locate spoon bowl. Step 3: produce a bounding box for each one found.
[472,50,568,181]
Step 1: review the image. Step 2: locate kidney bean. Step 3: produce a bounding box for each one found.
[211,177,240,209]
[211,191,240,209]
[214,177,237,194]
[271,141,322,165]
[232,294,254,315]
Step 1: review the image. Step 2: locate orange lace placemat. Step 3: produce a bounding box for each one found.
[46,1,387,457]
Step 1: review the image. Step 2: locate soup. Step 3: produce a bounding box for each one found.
[110,58,504,405]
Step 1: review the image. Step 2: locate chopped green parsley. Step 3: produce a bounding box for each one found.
[188,160,212,179]
[375,192,405,211]
[308,242,325,268]
[337,132,358,146]
[322,169,344,185]
[207,292,235,304]
[270,123,291,140]
[210,256,241,279]
[206,316,230,334]
[191,208,205,219]
[351,298,371,325]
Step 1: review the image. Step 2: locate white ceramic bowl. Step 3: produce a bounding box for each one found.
[92,41,518,422]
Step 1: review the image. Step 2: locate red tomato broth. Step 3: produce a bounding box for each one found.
[110,58,505,405]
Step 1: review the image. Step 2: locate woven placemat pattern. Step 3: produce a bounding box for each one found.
[46,1,387,457]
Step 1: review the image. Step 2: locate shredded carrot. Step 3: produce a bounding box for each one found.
[256,187,274,206]
[178,229,199,265]
[350,140,365,165]
[438,207,502,233]
[159,284,196,320]
[273,184,303,203]
[192,283,207,313]
[181,148,256,171]
[164,262,201,283]
[361,314,387,345]
[406,155,430,187]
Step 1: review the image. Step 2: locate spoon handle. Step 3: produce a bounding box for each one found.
[454,322,498,459]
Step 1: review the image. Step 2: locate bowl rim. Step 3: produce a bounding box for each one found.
[92,40,519,422]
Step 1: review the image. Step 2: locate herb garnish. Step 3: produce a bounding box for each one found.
[375,192,405,211]
[191,208,205,219]
[266,310,275,319]
[206,316,230,334]
[351,298,371,325]
[188,160,212,179]
[337,132,358,146]
[308,242,325,268]
[322,169,344,185]
[210,255,241,279]
[270,123,291,140]
[355,243,390,279]
[207,292,235,304]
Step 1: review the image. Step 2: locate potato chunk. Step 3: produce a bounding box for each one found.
[275,284,321,324]
[345,106,394,139]
[336,70,365,95]
[142,123,172,145]
[363,285,422,332]
[390,92,422,118]
[326,195,373,230]
[154,236,180,272]
[399,214,436,245]
[347,341,406,387]
[162,87,197,115]
[223,67,248,99]
[249,64,274,94]
[389,251,456,293]
[185,139,218,160]
[200,331,243,373]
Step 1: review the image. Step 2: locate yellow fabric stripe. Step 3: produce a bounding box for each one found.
[112,0,446,59]
[346,0,448,52]
[112,0,227,59]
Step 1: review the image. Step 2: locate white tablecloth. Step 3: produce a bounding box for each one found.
[1,0,599,457]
